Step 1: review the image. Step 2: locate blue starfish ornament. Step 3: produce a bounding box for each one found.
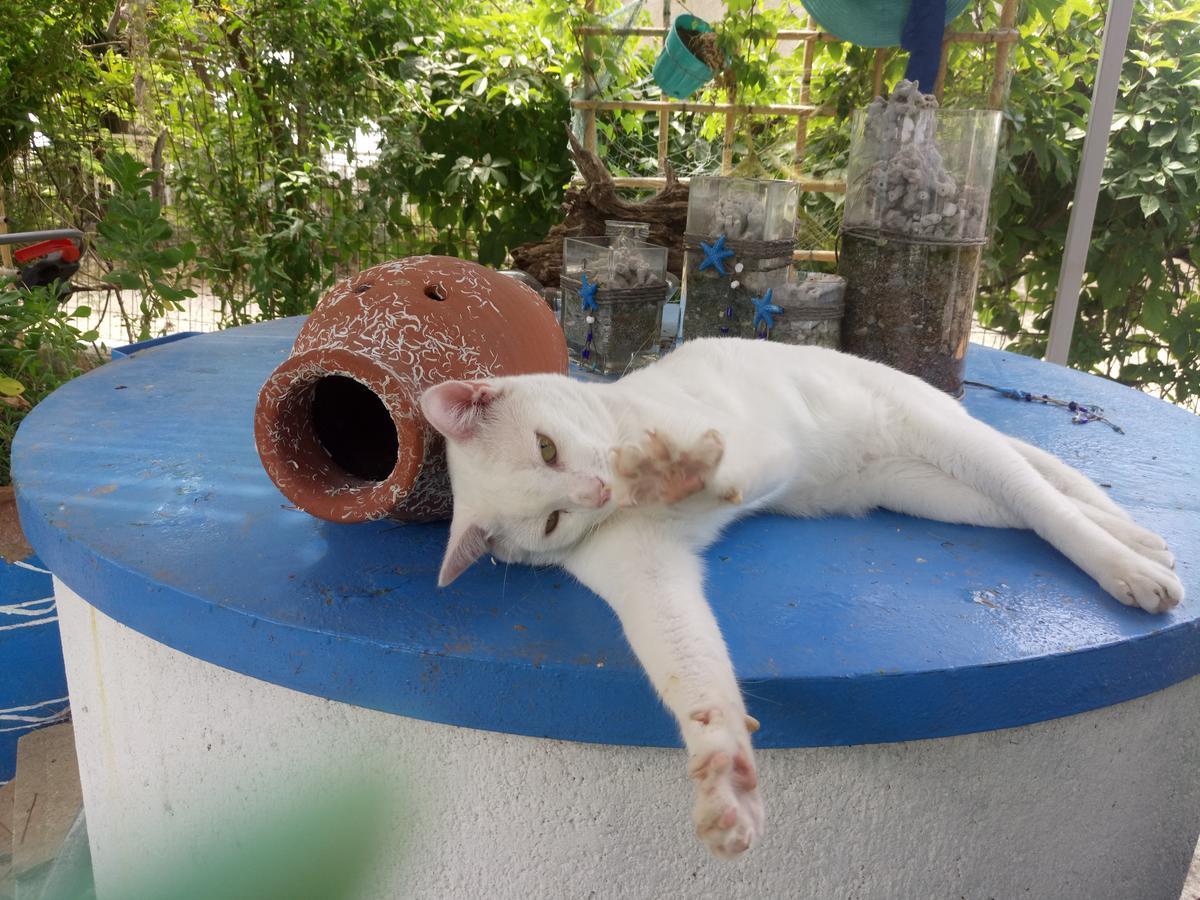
[579,273,600,311]
[752,288,783,335]
[697,234,736,275]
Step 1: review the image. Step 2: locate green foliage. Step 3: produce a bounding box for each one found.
[362,12,572,266]
[0,284,98,484]
[0,0,111,167]
[97,151,196,342]
[715,0,794,102]
[152,0,438,322]
[977,0,1200,406]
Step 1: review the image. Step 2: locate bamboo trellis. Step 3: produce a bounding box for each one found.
[572,0,1020,263]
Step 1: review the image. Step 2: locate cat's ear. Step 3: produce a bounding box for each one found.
[419,380,501,442]
[438,513,489,587]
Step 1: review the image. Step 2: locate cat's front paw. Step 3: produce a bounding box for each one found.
[612,429,726,507]
[687,708,764,858]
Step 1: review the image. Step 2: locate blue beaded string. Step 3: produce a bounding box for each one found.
[579,273,599,362]
[695,233,743,335]
[964,380,1125,434]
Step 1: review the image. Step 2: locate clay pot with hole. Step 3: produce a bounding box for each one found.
[254,256,567,523]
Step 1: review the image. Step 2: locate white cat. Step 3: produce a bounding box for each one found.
[418,337,1182,859]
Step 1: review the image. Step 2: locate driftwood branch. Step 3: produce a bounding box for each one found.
[512,128,689,287]
[106,0,127,40]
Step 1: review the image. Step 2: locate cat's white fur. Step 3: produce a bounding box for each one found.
[419,338,1182,859]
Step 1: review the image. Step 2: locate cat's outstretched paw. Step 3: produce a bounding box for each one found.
[687,707,764,859]
[612,429,726,507]
[1099,551,1184,613]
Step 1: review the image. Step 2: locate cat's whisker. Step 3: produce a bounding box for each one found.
[736,687,784,706]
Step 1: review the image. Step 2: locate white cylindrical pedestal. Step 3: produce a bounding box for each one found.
[58,581,1200,900]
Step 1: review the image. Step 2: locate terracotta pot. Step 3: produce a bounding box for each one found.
[254,256,567,523]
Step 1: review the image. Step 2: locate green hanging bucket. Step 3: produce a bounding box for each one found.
[653,15,719,100]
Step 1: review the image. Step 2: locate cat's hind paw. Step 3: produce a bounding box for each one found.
[1100,552,1184,614]
[612,429,726,507]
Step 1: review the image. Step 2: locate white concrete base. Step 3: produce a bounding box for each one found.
[56,580,1200,900]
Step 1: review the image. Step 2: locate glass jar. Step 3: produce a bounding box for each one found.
[604,220,652,247]
[761,268,846,348]
[839,235,982,396]
[561,237,669,376]
[681,176,799,342]
[838,83,1001,395]
[842,102,1001,244]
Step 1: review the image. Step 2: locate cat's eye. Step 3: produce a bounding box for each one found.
[537,433,557,464]
[544,510,561,535]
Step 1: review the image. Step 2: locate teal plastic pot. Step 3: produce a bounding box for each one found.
[654,15,718,100]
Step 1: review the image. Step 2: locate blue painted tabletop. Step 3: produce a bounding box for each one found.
[13,318,1200,747]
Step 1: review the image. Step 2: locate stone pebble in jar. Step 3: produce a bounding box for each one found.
[764,278,844,348]
[848,79,988,243]
[714,195,767,241]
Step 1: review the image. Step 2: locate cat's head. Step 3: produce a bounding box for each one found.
[420,375,616,585]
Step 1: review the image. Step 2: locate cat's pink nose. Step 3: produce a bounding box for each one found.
[572,476,612,508]
[588,476,611,507]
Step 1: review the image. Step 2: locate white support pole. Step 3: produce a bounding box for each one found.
[1044,0,1135,366]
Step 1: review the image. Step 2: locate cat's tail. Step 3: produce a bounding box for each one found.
[908,411,1182,613]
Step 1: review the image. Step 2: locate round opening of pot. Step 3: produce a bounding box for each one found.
[424,283,446,302]
[311,375,399,482]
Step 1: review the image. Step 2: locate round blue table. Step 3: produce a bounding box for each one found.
[12,318,1200,899]
[13,318,1199,747]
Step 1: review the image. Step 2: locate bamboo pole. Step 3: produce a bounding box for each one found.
[933,36,952,100]
[988,0,1020,108]
[871,49,888,97]
[0,189,12,270]
[795,249,837,263]
[794,31,817,176]
[577,25,1019,44]
[658,113,670,173]
[578,176,847,193]
[657,0,670,173]
[572,99,832,116]
[582,0,598,155]
[721,84,736,174]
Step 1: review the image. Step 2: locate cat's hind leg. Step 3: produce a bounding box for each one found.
[1006,437,1174,566]
[846,458,1024,527]
[1072,501,1175,569]
[1007,437,1132,520]
[850,458,1175,570]
[907,414,1182,612]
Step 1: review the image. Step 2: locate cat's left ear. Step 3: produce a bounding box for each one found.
[438,512,489,587]
[419,380,501,442]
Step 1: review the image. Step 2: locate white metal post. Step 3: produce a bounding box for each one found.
[1044,0,1136,366]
